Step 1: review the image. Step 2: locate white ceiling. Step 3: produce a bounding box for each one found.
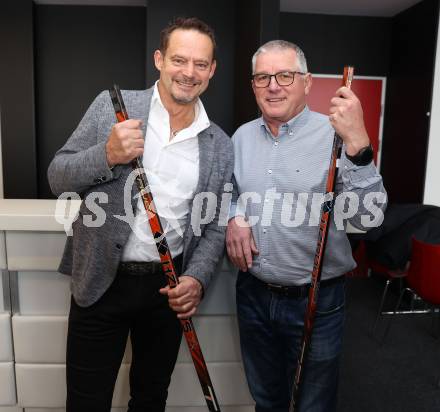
[280,0,424,17]
[34,0,425,17]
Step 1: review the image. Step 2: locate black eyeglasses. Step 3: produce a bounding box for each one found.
[252,71,305,88]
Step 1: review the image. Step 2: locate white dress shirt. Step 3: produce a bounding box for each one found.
[121,82,210,262]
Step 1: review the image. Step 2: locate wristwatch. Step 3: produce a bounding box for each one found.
[345,144,374,166]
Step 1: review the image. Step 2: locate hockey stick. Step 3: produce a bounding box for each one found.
[289,66,354,412]
[109,85,221,412]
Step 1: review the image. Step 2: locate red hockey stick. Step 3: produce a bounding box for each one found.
[109,85,221,412]
[289,66,354,412]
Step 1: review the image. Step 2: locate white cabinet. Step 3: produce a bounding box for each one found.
[16,272,70,316]
[168,363,252,406]
[0,270,15,408]
[0,314,12,362]
[0,200,253,410]
[15,362,252,408]
[6,232,66,272]
[0,363,16,406]
[0,232,7,271]
[12,316,67,363]
[0,407,22,412]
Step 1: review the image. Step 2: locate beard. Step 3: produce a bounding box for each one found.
[170,77,203,104]
[171,92,196,104]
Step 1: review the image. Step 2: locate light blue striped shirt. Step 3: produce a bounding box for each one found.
[231,106,387,285]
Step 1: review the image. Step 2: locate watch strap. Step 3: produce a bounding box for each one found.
[346,144,374,166]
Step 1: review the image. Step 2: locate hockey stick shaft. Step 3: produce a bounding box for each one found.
[289,66,354,412]
[109,85,221,412]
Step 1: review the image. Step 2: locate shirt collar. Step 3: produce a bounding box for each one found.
[151,81,161,108]
[152,81,211,137]
[259,105,310,137]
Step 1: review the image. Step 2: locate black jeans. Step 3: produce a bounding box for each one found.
[66,264,182,412]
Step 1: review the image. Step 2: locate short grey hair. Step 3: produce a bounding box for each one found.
[251,40,308,74]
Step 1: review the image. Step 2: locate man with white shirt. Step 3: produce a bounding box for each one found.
[48,17,233,412]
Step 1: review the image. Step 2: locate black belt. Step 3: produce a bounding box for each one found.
[118,254,183,276]
[262,274,345,298]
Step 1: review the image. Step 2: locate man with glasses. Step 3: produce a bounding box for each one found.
[226,40,386,411]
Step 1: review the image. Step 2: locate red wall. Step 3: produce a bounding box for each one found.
[306,76,384,163]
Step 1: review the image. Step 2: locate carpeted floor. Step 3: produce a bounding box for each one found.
[338,277,440,412]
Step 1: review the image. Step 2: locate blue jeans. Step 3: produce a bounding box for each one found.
[236,271,345,412]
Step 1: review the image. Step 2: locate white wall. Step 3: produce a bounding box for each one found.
[424,8,440,206]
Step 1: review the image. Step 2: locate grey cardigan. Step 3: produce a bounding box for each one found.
[48,88,234,307]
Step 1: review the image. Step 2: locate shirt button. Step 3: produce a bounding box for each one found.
[268,169,272,174]
[289,130,293,136]
[265,198,269,202]
[263,229,267,233]
[262,258,267,263]
[274,141,279,146]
